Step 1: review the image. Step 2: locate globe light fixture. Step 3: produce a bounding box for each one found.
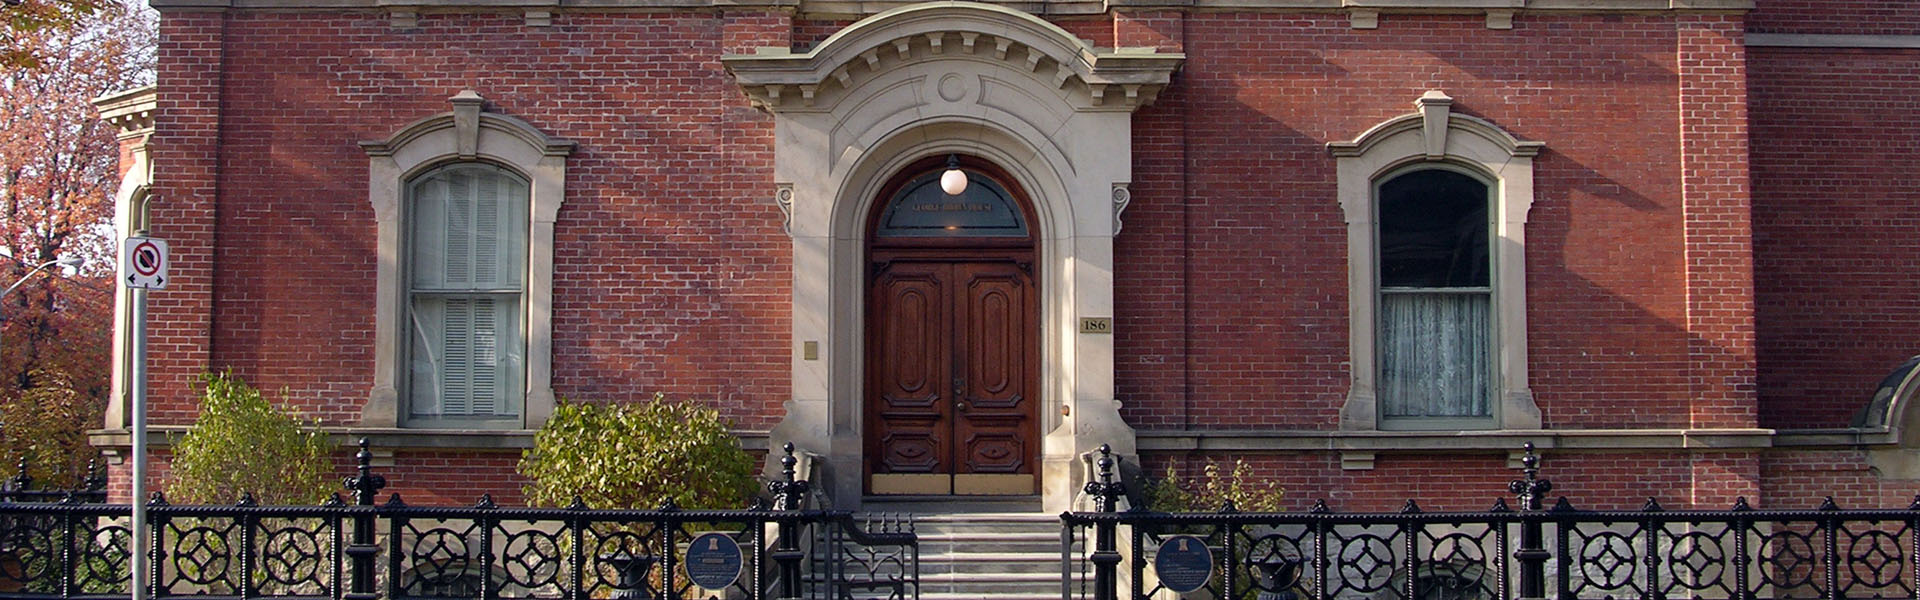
[939,154,968,196]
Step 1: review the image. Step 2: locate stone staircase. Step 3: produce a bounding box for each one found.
[859,497,1084,600]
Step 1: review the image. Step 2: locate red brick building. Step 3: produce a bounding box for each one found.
[89,0,1920,512]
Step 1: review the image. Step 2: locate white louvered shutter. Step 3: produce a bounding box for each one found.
[408,165,527,421]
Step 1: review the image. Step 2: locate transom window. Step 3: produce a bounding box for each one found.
[1376,168,1493,425]
[406,163,528,424]
[875,170,1029,238]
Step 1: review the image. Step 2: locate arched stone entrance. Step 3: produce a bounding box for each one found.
[724,1,1182,511]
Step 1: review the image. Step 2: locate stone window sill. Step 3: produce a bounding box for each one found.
[1137,427,1805,470]
[89,426,773,462]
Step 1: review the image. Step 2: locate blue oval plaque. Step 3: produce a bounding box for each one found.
[1154,535,1214,594]
[684,532,743,590]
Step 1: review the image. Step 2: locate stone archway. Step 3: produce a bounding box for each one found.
[725,1,1181,511]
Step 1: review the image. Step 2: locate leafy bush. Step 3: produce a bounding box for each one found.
[0,369,100,488]
[167,371,334,505]
[518,394,756,509]
[1143,459,1286,513]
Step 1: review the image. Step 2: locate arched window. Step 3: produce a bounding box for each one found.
[362,91,573,430]
[405,163,529,423]
[1329,91,1543,432]
[1376,167,1493,423]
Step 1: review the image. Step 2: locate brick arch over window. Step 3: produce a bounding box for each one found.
[359,91,575,429]
[1328,91,1545,432]
[724,1,1181,511]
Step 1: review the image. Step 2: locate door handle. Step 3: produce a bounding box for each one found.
[953,376,967,412]
[956,401,969,412]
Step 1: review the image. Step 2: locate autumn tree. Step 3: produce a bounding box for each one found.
[0,0,151,487]
[2,0,113,68]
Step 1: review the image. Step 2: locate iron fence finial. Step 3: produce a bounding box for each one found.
[1083,443,1124,512]
[11,455,30,493]
[1508,441,1552,512]
[767,441,809,510]
[85,458,106,492]
[344,437,386,507]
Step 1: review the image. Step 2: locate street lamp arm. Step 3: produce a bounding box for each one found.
[1,257,82,301]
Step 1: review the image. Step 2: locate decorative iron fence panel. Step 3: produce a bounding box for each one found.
[0,442,916,600]
[817,513,916,600]
[1062,444,1920,600]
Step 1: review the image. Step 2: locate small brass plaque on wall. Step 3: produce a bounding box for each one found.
[1079,317,1113,334]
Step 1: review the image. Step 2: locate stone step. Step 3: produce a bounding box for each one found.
[836,510,1082,596]
[919,535,1075,554]
[919,552,1069,575]
[860,496,1043,514]
[920,593,1064,600]
[919,571,1084,594]
[894,512,1060,536]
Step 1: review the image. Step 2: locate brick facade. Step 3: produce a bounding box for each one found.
[103,0,1920,509]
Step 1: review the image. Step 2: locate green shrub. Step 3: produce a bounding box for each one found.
[518,394,756,509]
[167,371,334,505]
[0,369,100,489]
[1143,459,1286,513]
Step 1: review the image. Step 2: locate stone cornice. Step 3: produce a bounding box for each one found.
[724,2,1182,112]
[1747,33,1920,49]
[149,0,1752,15]
[92,85,156,140]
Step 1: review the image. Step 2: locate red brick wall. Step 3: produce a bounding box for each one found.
[1140,450,1755,512]
[150,13,224,424]
[1749,47,1920,429]
[106,447,523,506]
[1760,449,1920,509]
[153,11,791,428]
[1677,15,1758,429]
[1750,0,1920,36]
[1115,13,1697,430]
[136,5,1882,505]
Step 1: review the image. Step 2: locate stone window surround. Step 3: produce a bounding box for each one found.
[97,85,157,433]
[1328,91,1545,433]
[358,91,575,429]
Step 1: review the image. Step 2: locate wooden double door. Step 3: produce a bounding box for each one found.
[865,257,1038,495]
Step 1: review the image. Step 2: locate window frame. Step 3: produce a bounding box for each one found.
[1372,163,1498,430]
[401,161,533,428]
[1328,91,1544,432]
[360,91,573,430]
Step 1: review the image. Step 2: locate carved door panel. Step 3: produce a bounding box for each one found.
[951,262,1036,495]
[866,262,953,494]
[866,260,1036,496]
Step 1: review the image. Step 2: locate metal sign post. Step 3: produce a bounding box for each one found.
[123,236,167,600]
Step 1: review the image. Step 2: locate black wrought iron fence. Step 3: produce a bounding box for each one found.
[0,458,108,504]
[0,441,917,600]
[1062,444,1920,600]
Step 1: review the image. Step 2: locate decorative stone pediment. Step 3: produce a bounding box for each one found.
[722,1,1182,112]
[1328,91,1544,162]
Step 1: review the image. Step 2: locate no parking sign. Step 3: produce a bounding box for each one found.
[123,236,168,289]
